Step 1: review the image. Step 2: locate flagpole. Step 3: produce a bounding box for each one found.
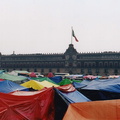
[71,26,73,44]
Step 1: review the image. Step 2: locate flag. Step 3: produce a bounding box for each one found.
[72,29,79,42]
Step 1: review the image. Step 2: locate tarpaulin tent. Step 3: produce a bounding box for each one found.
[58,78,72,86]
[10,88,47,96]
[63,99,120,120]
[38,80,59,88]
[54,88,91,104]
[21,80,59,90]
[47,72,54,77]
[0,73,27,82]
[0,80,29,93]
[32,77,57,85]
[79,89,120,101]
[21,80,45,90]
[0,88,55,120]
[82,77,120,93]
[72,79,91,89]
[57,84,76,92]
[49,76,63,84]
[8,70,29,76]
[54,84,76,120]
[29,72,37,77]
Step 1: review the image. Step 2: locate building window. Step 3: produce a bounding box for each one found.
[104,69,108,75]
[81,69,84,74]
[88,69,92,75]
[104,62,108,67]
[57,68,60,72]
[114,62,118,67]
[49,68,52,72]
[114,69,118,75]
[109,62,113,67]
[99,62,103,67]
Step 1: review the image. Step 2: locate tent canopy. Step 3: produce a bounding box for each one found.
[0,88,54,120]
[0,80,29,93]
[63,99,120,120]
[0,73,27,81]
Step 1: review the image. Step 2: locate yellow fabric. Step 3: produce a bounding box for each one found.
[39,80,59,88]
[21,80,44,90]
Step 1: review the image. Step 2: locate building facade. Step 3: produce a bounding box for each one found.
[0,44,120,75]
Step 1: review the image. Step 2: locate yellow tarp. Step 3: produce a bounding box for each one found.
[21,80,59,90]
[39,80,59,88]
[21,80,44,90]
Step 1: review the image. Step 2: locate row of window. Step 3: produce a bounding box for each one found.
[77,62,120,67]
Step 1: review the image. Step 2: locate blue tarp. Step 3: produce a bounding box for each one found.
[49,76,62,84]
[73,79,91,89]
[55,88,91,104]
[72,82,87,89]
[82,77,120,93]
[0,80,29,93]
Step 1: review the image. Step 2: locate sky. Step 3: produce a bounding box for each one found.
[0,0,120,54]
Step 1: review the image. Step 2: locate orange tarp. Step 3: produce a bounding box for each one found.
[63,99,120,120]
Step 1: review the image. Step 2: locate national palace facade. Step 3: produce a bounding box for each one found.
[0,44,120,76]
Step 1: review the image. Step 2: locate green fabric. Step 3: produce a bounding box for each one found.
[58,78,72,85]
[0,73,27,81]
[31,77,58,85]
[12,70,29,73]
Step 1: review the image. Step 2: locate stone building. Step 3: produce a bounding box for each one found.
[0,44,120,75]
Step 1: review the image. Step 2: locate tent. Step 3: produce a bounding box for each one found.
[29,72,37,77]
[21,80,59,90]
[82,77,120,93]
[8,70,29,76]
[21,80,45,90]
[58,78,72,86]
[49,76,63,84]
[63,99,120,120]
[10,88,47,96]
[54,88,91,104]
[38,80,59,88]
[0,73,27,82]
[47,72,54,77]
[0,88,55,120]
[32,77,57,85]
[0,80,29,93]
[72,79,91,89]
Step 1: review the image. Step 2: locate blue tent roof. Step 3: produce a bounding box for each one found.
[0,80,29,93]
[55,88,91,104]
[82,77,120,93]
[49,76,62,84]
[73,79,91,89]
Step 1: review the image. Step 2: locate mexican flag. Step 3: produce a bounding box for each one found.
[72,29,79,42]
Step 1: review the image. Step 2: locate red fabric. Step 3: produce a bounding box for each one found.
[0,88,55,120]
[10,88,48,96]
[0,79,4,81]
[47,72,54,77]
[29,72,36,77]
[57,84,76,93]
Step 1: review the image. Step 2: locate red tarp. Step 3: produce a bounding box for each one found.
[0,88,55,120]
[63,99,120,120]
[57,84,76,92]
[29,72,37,77]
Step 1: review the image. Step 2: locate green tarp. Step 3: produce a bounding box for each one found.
[0,73,27,81]
[58,79,82,86]
[31,77,58,85]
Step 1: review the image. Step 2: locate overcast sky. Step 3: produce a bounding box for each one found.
[0,0,120,54]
